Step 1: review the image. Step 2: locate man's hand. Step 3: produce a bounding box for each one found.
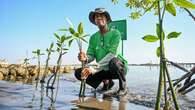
[81,67,92,79]
[78,51,87,62]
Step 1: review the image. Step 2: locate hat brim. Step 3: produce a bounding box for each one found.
[89,11,112,25]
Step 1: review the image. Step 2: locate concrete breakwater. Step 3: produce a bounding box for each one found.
[0,64,74,83]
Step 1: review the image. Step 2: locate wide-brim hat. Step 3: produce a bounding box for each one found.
[89,7,112,25]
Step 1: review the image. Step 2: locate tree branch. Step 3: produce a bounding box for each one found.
[184,8,195,21]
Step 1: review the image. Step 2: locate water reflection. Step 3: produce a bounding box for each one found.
[39,83,44,110]
[27,85,36,108]
[46,85,56,110]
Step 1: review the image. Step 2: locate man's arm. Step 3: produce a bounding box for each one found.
[90,53,115,74]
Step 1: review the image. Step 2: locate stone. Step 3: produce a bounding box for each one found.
[0,72,4,80]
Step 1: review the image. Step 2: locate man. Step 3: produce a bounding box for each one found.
[75,7,127,95]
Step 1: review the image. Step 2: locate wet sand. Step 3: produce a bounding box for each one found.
[0,74,152,110]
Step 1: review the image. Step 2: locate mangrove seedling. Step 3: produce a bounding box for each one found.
[21,58,30,81]
[65,22,89,97]
[40,42,55,83]
[46,33,70,89]
[32,49,44,88]
[60,21,89,97]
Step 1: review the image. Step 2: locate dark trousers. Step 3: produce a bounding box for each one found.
[74,57,127,89]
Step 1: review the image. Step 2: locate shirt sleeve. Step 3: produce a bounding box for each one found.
[90,53,116,75]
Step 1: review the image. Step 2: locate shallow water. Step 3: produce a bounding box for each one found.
[0,66,195,110]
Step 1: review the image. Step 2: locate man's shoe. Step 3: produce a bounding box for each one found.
[117,88,127,96]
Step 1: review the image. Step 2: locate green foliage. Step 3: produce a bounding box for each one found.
[69,27,75,34]
[120,0,158,19]
[58,21,89,50]
[130,11,142,19]
[56,47,60,52]
[32,49,45,56]
[167,32,181,39]
[54,33,60,40]
[61,35,66,43]
[46,42,55,54]
[142,35,159,42]
[58,28,68,31]
[23,58,30,65]
[78,23,84,34]
[68,39,74,47]
[166,3,176,16]
[54,33,70,54]
[156,24,165,40]
[50,42,54,50]
[112,0,195,19]
[173,0,195,9]
[144,0,158,13]
[156,47,160,57]
[112,0,118,4]
[67,22,89,47]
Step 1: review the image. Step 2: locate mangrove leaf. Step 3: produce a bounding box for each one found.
[167,32,181,39]
[173,0,195,9]
[143,35,159,42]
[166,3,176,16]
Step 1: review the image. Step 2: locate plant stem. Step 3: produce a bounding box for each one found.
[164,64,180,110]
[155,1,164,110]
[51,52,62,87]
[40,53,50,83]
[79,61,86,97]
[78,41,86,97]
[184,8,195,21]
[163,61,167,108]
[155,62,164,110]
[47,49,62,89]
[156,1,180,109]
[36,55,41,88]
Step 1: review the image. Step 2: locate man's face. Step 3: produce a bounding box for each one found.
[94,13,107,27]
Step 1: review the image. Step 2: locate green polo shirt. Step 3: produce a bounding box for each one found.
[87,28,121,63]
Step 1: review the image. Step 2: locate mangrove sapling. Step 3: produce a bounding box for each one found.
[40,42,55,83]
[111,0,195,109]
[22,58,31,82]
[46,33,70,89]
[21,56,36,82]
[65,22,89,97]
[23,58,30,75]
[32,49,45,88]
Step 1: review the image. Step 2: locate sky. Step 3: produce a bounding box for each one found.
[0,0,195,65]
